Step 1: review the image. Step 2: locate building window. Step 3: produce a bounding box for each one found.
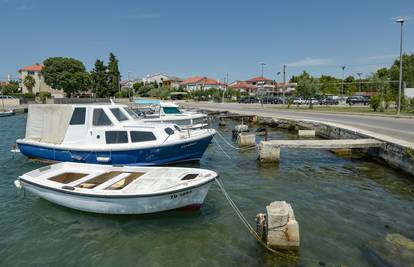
[28,71,35,75]
[105,131,128,144]
[110,108,129,122]
[130,131,157,142]
[93,109,112,126]
[69,108,86,125]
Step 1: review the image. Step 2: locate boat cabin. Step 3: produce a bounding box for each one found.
[24,104,186,147]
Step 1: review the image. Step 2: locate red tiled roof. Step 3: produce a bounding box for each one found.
[0,81,10,86]
[229,81,257,90]
[246,76,273,83]
[181,76,222,85]
[19,64,43,72]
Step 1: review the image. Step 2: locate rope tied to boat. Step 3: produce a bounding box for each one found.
[214,130,257,151]
[213,177,299,261]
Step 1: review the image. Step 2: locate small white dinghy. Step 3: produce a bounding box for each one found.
[15,162,218,214]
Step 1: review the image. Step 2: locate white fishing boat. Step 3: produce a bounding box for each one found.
[135,100,208,129]
[14,162,218,214]
[0,109,15,117]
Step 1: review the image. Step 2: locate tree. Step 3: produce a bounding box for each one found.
[344,75,357,96]
[23,75,36,93]
[108,53,121,96]
[299,78,318,108]
[42,57,90,97]
[90,60,109,97]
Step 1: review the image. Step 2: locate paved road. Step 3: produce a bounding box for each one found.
[182,102,414,143]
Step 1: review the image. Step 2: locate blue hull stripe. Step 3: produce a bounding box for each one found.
[18,136,213,166]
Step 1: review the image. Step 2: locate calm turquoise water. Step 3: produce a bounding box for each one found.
[1,115,413,266]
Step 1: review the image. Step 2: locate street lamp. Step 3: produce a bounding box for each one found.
[357,72,363,92]
[396,18,405,116]
[341,66,346,96]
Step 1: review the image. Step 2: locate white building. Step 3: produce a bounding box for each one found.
[142,73,171,87]
[18,64,64,98]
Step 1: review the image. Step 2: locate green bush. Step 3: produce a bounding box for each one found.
[36,92,52,101]
[22,93,36,99]
[114,89,130,98]
[370,95,381,112]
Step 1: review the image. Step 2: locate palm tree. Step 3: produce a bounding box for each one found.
[24,75,36,93]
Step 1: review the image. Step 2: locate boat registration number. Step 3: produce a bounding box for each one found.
[170,190,192,199]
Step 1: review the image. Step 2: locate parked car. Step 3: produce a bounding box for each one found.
[292,97,305,105]
[319,97,339,105]
[239,96,259,104]
[346,96,370,105]
[262,96,282,104]
[0,95,16,99]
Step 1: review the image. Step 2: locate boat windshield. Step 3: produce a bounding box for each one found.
[163,107,182,114]
[122,107,140,119]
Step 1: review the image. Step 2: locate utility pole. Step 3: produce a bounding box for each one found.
[341,66,346,96]
[260,63,266,107]
[357,72,363,92]
[283,64,286,104]
[396,18,405,116]
[222,73,228,104]
[128,71,132,102]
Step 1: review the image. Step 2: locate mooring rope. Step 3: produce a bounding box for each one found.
[212,136,233,160]
[213,177,299,261]
[214,129,257,151]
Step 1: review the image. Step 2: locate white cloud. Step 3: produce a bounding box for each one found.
[285,57,332,67]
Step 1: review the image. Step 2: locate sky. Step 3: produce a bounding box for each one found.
[1,0,413,82]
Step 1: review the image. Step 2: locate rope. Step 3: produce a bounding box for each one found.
[215,129,257,151]
[214,177,299,261]
[212,136,233,160]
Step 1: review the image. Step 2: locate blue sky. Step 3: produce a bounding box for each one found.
[1,0,413,82]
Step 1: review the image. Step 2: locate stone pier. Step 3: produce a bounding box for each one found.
[237,133,256,147]
[259,139,384,162]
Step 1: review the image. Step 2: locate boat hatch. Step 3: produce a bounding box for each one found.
[105,172,144,190]
[76,171,123,189]
[49,173,88,184]
[181,174,198,181]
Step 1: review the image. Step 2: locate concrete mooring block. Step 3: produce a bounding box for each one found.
[256,201,300,251]
[259,142,280,162]
[298,130,315,137]
[237,133,256,147]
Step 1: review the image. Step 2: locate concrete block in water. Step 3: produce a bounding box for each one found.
[259,142,280,162]
[266,201,299,250]
[234,124,249,132]
[237,133,256,147]
[298,130,315,137]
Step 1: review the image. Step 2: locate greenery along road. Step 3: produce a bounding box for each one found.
[183,102,414,143]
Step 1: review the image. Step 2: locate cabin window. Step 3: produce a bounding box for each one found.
[163,107,181,114]
[130,131,156,142]
[110,108,129,122]
[93,109,112,126]
[123,107,139,119]
[69,108,86,125]
[105,131,128,144]
[164,127,174,135]
[173,125,181,131]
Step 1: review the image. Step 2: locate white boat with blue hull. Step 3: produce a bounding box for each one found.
[15,162,218,214]
[16,104,215,165]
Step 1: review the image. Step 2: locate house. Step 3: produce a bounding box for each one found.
[162,76,183,89]
[142,73,171,87]
[245,76,276,92]
[228,81,257,95]
[181,76,224,91]
[18,63,64,98]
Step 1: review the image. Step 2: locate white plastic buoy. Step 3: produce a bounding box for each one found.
[14,180,22,189]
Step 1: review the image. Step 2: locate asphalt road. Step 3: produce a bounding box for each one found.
[183,102,414,143]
